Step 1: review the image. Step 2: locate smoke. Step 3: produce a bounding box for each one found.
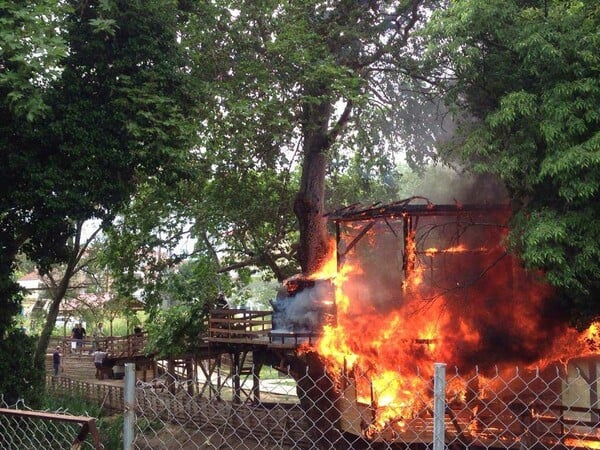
[271,279,334,332]
[399,165,509,205]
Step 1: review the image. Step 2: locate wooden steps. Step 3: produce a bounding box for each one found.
[45,351,98,380]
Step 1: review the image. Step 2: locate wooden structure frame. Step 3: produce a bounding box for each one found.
[327,198,510,275]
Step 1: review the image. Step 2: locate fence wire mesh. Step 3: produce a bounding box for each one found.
[129,359,600,450]
[0,398,102,450]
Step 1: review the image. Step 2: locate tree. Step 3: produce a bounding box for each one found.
[0,0,69,337]
[0,1,69,405]
[0,331,44,407]
[32,221,102,363]
[1,0,201,390]
[100,1,451,314]
[184,0,443,275]
[425,0,600,327]
[86,0,460,325]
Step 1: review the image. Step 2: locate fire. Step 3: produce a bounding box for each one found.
[564,438,600,449]
[308,240,361,314]
[403,230,422,290]
[424,244,488,256]
[317,323,358,372]
[308,242,337,280]
[369,370,428,426]
[303,208,600,442]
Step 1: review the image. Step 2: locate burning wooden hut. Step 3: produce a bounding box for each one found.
[274,197,600,447]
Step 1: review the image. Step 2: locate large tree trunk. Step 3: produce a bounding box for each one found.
[294,96,333,274]
[294,152,329,274]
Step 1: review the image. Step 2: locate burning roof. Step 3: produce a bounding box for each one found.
[325,196,510,222]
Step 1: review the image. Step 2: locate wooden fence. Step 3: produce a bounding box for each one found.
[46,376,125,412]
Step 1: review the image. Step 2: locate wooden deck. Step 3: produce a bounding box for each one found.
[207,308,320,349]
[47,311,320,407]
[207,309,272,344]
[50,309,316,360]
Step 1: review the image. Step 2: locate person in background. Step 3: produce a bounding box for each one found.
[71,322,86,355]
[93,347,108,380]
[53,346,61,376]
[132,325,143,354]
[216,292,229,309]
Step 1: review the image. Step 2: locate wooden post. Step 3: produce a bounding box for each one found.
[185,358,195,395]
[232,351,241,405]
[216,354,223,401]
[252,354,262,405]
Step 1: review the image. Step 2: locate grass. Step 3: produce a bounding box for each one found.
[260,365,294,380]
[43,392,123,448]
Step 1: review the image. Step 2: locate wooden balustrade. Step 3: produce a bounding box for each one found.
[208,309,272,343]
[49,332,149,359]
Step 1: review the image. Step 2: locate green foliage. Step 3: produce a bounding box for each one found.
[142,256,226,356]
[0,329,44,407]
[327,152,400,208]
[145,303,208,357]
[1,0,201,400]
[426,0,600,326]
[0,0,69,337]
[162,257,226,307]
[101,0,449,303]
[0,0,69,121]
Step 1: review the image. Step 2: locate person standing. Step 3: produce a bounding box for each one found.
[93,347,108,380]
[53,346,61,376]
[132,326,143,354]
[71,323,86,355]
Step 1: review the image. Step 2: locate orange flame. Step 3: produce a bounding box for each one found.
[308,221,600,438]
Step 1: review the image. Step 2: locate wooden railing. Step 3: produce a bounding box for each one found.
[268,331,320,348]
[102,333,148,358]
[208,309,272,343]
[50,333,149,359]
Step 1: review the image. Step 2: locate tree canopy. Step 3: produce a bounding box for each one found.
[426,0,600,327]
[181,0,444,274]
[1,0,200,346]
[0,0,68,336]
[103,0,446,308]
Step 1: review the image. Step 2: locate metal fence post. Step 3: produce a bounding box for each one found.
[433,362,447,450]
[124,363,135,450]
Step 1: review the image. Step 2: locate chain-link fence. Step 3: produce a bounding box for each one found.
[0,398,103,449]
[126,358,600,450]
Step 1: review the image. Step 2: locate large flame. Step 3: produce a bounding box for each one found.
[307,213,599,437]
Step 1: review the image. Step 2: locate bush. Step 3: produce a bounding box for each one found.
[0,329,44,407]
